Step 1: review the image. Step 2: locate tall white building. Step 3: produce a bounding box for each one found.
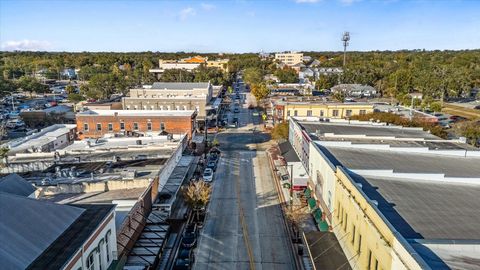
[275,51,304,66]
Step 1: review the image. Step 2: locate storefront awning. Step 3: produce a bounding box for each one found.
[308,198,317,210]
[318,220,329,232]
[304,188,311,198]
[313,208,322,224]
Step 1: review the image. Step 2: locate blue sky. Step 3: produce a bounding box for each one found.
[1,0,479,52]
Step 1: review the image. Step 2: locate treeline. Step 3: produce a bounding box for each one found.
[305,50,480,100]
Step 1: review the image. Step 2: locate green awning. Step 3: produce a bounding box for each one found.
[304,188,312,198]
[313,208,322,223]
[308,198,317,210]
[318,220,329,232]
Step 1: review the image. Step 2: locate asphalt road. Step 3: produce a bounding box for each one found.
[194,84,295,270]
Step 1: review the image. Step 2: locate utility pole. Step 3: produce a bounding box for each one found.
[342,32,350,68]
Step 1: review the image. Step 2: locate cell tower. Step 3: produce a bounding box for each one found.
[342,31,350,67]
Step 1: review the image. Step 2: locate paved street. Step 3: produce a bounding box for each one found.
[194,84,295,270]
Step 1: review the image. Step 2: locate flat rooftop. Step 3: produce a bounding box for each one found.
[301,122,440,140]
[77,109,195,117]
[352,174,480,240]
[151,82,210,90]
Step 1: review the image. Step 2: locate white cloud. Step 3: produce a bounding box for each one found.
[201,3,216,11]
[179,7,196,20]
[295,0,321,3]
[1,39,52,51]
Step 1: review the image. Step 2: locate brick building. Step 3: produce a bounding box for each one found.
[76,110,196,139]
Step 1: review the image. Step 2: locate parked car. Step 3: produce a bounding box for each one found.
[208,154,218,164]
[203,168,213,182]
[181,223,198,249]
[234,108,240,113]
[174,248,195,270]
[6,119,25,129]
[206,161,217,172]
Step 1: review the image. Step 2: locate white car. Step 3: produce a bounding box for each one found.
[203,168,214,182]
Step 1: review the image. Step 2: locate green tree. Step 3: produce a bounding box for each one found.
[430,101,442,113]
[0,77,17,97]
[68,93,84,103]
[65,84,76,94]
[16,76,49,97]
[161,69,195,82]
[274,67,298,83]
[315,75,336,90]
[454,121,480,147]
[88,73,127,100]
[243,67,263,85]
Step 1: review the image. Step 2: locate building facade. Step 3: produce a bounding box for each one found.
[76,110,196,139]
[3,124,77,154]
[275,102,374,122]
[290,118,480,269]
[275,52,304,66]
[206,59,229,72]
[122,82,213,120]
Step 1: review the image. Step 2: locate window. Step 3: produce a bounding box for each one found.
[357,234,362,254]
[294,110,298,116]
[83,123,89,131]
[306,110,312,116]
[108,123,113,131]
[133,122,139,130]
[346,110,352,117]
[360,109,366,115]
[344,213,348,231]
[98,246,103,270]
[105,230,111,262]
[287,111,291,117]
[160,122,165,131]
[352,225,356,244]
[332,109,339,117]
[96,123,102,131]
[147,122,152,131]
[320,110,324,117]
[367,250,372,270]
[120,122,125,130]
[87,252,95,270]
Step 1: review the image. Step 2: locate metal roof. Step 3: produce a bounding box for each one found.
[151,82,210,90]
[353,175,480,240]
[0,193,85,269]
[321,146,480,178]
[0,174,36,197]
[301,122,440,140]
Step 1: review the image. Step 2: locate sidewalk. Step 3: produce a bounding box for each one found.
[267,145,318,233]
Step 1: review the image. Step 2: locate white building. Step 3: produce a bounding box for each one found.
[275,51,304,66]
[2,124,77,155]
